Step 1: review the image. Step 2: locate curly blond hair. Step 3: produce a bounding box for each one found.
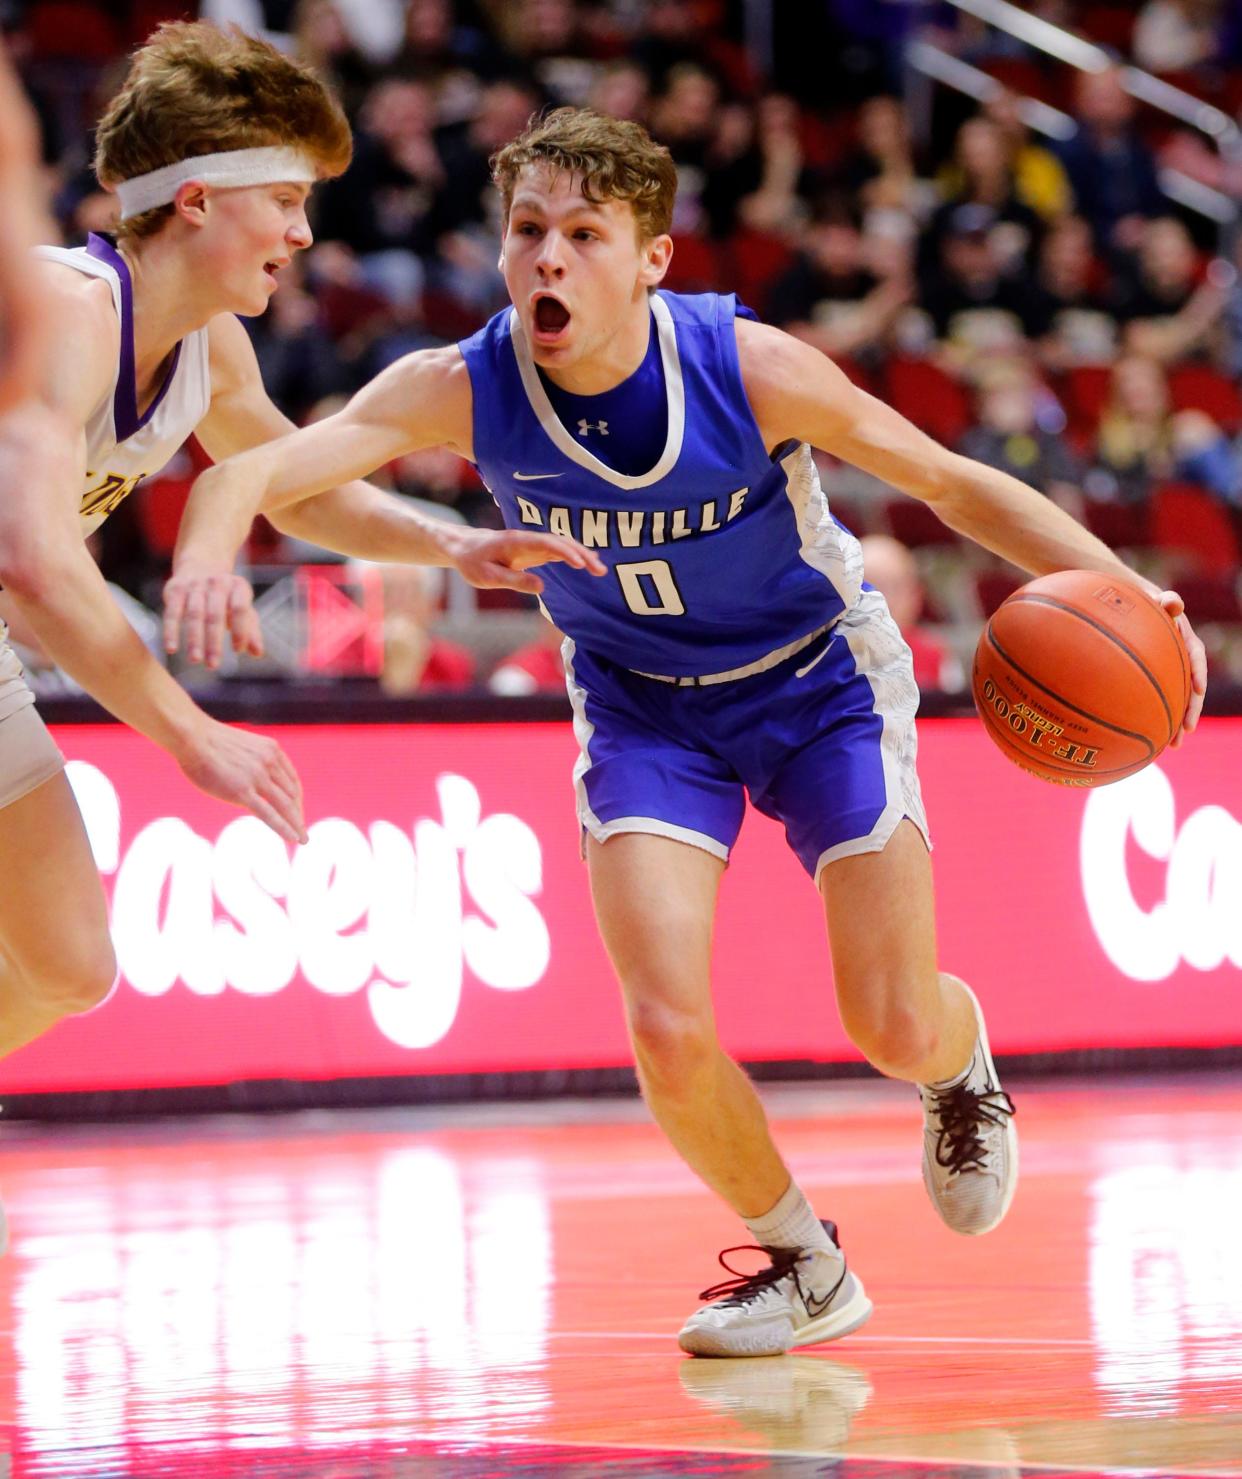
[491,107,677,239]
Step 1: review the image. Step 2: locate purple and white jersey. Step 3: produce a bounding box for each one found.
[36,233,211,538]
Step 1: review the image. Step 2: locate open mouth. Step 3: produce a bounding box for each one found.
[533,293,570,339]
[263,260,283,282]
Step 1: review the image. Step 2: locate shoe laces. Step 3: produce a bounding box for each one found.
[697,1244,809,1307]
[927,1080,1016,1176]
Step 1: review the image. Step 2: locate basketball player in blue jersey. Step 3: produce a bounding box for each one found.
[0,24,597,1236]
[167,108,1208,1357]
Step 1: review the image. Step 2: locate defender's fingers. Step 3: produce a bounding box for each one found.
[202,579,233,668]
[255,766,307,842]
[163,583,187,653]
[180,585,208,665]
[264,751,304,809]
[232,606,265,659]
[246,788,305,846]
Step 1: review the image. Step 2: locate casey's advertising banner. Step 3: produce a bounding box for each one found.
[5,717,1241,1093]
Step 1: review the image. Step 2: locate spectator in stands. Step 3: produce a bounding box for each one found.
[1053,67,1164,252]
[1031,213,1119,368]
[980,90,1072,221]
[649,62,721,235]
[313,76,443,314]
[919,203,1047,361]
[1090,353,1235,504]
[924,118,1044,273]
[291,0,383,119]
[835,94,931,238]
[489,620,567,695]
[391,0,506,95]
[734,94,806,236]
[589,60,652,124]
[958,359,1084,514]
[766,203,911,359]
[432,78,544,237]
[497,0,606,108]
[1133,0,1222,74]
[245,259,348,423]
[858,535,962,693]
[361,562,476,695]
[1114,216,1227,363]
[393,445,501,529]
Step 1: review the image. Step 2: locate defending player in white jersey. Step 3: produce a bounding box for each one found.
[163,109,1207,1356]
[0,29,599,1123]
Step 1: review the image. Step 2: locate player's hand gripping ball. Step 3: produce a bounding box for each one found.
[972,569,1191,787]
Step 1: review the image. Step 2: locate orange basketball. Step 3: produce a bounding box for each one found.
[972,569,1190,787]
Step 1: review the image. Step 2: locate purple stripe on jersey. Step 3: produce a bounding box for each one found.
[87,233,182,441]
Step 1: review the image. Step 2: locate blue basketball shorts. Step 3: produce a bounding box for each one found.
[563,588,930,884]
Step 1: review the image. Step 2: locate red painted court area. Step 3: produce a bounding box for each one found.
[2,1074,1240,1478]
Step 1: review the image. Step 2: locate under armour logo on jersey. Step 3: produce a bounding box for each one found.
[578,419,609,437]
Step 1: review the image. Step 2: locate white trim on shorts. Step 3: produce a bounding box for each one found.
[563,637,732,863]
[812,587,930,885]
[629,623,830,686]
[587,814,730,861]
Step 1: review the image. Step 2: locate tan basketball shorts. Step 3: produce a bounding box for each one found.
[0,635,65,809]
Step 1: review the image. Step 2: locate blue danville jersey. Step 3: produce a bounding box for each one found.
[459,290,864,677]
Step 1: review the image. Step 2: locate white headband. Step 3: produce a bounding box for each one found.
[114,146,317,220]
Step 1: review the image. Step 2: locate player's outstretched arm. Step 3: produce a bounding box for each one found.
[736,317,1207,739]
[168,324,604,666]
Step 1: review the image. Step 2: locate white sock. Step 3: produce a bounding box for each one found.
[744,1179,836,1254]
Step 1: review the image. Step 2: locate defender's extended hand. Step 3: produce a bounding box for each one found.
[447,528,607,595]
[164,567,264,669]
[177,718,307,845]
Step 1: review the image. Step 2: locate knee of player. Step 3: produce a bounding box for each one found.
[626,999,718,1083]
[28,944,119,1016]
[841,997,939,1077]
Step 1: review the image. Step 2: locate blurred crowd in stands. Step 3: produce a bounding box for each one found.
[9,0,1242,696]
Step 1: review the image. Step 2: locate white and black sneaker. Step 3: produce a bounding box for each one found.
[919,980,1018,1236]
[678,1219,873,1358]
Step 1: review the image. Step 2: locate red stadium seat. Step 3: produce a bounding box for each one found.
[1149,481,1241,576]
[883,496,959,549]
[980,58,1061,107]
[1060,365,1113,439]
[1077,5,1137,53]
[973,568,1024,619]
[25,1,119,60]
[1172,572,1242,625]
[1167,364,1242,433]
[126,3,189,46]
[885,358,971,449]
[727,229,794,315]
[1083,500,1150,551]
[663,234,720,295]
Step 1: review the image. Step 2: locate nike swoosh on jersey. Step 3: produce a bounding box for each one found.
[513,471,563,481]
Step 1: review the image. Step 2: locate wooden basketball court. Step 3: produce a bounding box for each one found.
[2,1072,1239,1476]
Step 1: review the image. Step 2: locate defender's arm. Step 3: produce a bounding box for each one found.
[0,283,305,841]
[736,317,1206,737]
[170,323,603,665]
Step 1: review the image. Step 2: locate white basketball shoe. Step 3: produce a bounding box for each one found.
[678,1219,873,1358]
[919,980,1018,1236]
